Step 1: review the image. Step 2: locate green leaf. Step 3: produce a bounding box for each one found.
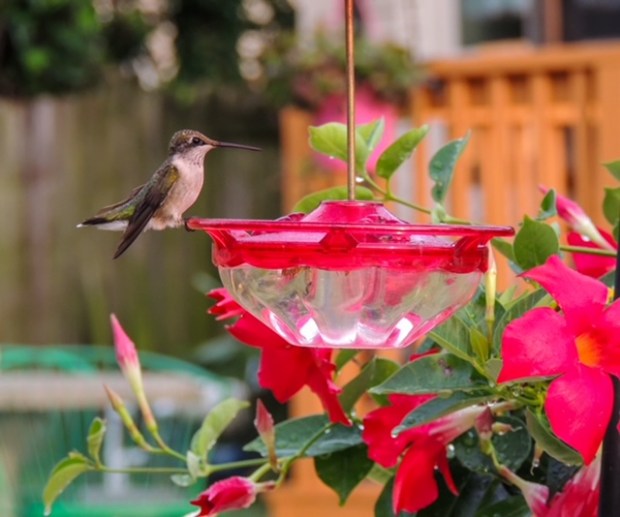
[339,357,400,412]
[170,474,196,487]
[309,123,369,173]
[485,358,503,380]
[498,284,518,306]
[244,415,363,458]
[357,119,385,154]
[427,316,473,361]
[367,463,394,485]
[490,416,531,471]
[470,327,489,363]
[538,189,557,220]
[43,456,92,515]
[191,398,249,459]
[375,477,413,517]
[315,444,374,505]
[492,288,547,356]
[292,185,375,213]
[376,125,429,180]
[513,216,559,271]
[525,409,582,465]
[418,470,503,517]
[477,496,530,517]
[454,416,531,473]
[86,417,106,465]
[603,187,620,226]
[601,269,616,288]
[371,353,480,395]
[186,450,202,479]
[491,238,516,262]
[335,349,359,371]
[604,160,620,181]
[459,288,506,336]
[429,133,471,204]
[395,391,493,433]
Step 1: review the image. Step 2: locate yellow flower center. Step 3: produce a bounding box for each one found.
[575,332,602,367]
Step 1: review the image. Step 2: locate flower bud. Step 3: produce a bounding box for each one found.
[254,399,277,470]
[103,385,152,450]
[190,476,274,516]
[110,314,158,433]
[539,185,614,251]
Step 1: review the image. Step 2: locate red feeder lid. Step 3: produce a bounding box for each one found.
[187,201,513,272]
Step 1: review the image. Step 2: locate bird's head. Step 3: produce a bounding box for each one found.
[168,129,260,158]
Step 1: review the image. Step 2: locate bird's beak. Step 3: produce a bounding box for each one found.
[213,140,261,152]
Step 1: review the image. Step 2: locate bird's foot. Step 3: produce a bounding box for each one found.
[183,218,196,232]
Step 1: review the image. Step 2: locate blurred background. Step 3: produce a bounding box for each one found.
[2,0,620,516]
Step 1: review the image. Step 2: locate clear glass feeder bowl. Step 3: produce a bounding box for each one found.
[188,201,513,349]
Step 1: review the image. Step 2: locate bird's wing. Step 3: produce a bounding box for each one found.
[94,184,144,216]
[113,166,179,259]
[79,184,144,226]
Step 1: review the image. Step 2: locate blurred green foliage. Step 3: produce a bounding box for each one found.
[259,30,421,110]
[0,0,294,99]
[170,0,294,100]
[0,0,104,96]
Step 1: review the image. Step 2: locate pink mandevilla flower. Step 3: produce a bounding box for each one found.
[567,230,617,278]
[501,453,600,516]
[498,255,620,464]
[208,288,350,426]
[362,393,486,513]
[540,186,617,277]
[190,477,273,516]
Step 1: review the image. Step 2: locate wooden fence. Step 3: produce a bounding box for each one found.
[0,82,279,349]
[271,41,620,516]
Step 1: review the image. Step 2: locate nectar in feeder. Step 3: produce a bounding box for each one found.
[189,201,513,349]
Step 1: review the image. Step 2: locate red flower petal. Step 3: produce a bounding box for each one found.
[207,288,245,320]
[436,447,459,496]
[567,231,616,279]
[305,351,350,426]
[191,476,257,516]
[591,302,620,378]
[546,454,601,517]
[546,365,613,464]
[393,440,451,514]
[498,308,577,383]
[363,394,434,467]
[256,344,311,401]
[227,312,292,351]
[524,256,608,335]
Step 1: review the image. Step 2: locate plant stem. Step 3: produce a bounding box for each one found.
[277,423,334,483]
[362,174,431,214]
[99,466,188,475]
[442,214,472,225]
[384,193,432,215]
[207,457,270,475]
[560,244,616,257]
[249,462,275,482]
[150,431,187,462]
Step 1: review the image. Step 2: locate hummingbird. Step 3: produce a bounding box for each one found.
[78,129,260,259]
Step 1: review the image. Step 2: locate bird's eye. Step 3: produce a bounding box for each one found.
[191,137,203,146]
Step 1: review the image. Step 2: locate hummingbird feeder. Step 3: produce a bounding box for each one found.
[189,202,511,348]
[188,0,513,349]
